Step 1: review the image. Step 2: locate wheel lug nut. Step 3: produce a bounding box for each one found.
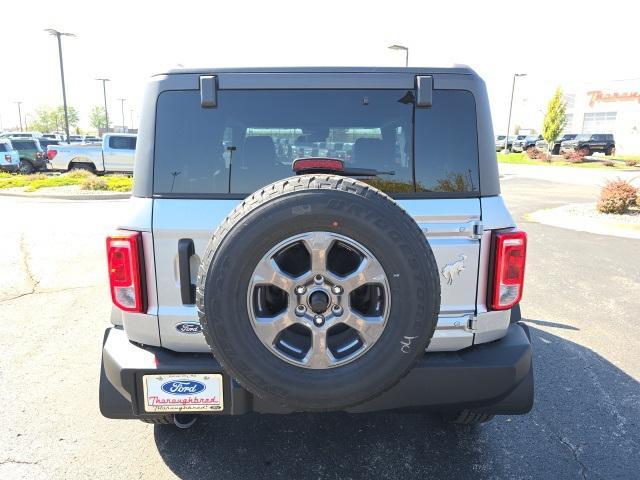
[331,285,343,295]
[314,275,324,285]
[295,285,306,295]
[295,305,306,316]
[332,305,343,316]
[313,315,325,326]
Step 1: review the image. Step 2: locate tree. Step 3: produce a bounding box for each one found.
[542,87,567,151]
[28,105,79,133]
[89,105,107,130]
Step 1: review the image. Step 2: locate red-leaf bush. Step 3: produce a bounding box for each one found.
[597,179,638,214]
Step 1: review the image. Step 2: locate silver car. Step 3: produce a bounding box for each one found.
[99,66,532,429]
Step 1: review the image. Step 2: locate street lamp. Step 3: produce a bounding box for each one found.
[95,78,110,133]
[504,73,527,152]
[118,98,126,132]
[45,29,75,143]
[388,45,409,67]
[130,109,134,129]
[13,101,23,131]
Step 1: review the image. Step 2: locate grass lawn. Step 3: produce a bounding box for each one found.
[0,172,133,192]
[497,153,639,170]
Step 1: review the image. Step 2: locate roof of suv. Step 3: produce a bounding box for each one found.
[159,65,476,76]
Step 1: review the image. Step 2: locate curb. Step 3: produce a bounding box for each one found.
[526,204,640,240]
[0,191,131,200]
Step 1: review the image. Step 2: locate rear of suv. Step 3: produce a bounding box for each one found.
[100,67,532,428]
[9,138,47,173]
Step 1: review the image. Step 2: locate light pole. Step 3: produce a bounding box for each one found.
[95,78,110,133]
[388,44,409,67]
[505,73,527,151]
[13,101,23,131]
[130,109,134,129]
[45,29,75,143]
[118,98,126,132]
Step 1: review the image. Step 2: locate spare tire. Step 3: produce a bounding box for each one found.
[196,175,440,411]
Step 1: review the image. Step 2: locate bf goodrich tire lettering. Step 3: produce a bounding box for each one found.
[196,175,441,411]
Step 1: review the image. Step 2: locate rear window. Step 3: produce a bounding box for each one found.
[11,140,35,150]
[108,136,136,150]
[0,143,10,152]
[153,89,479,196]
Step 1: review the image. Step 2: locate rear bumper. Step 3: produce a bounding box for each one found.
[0,164,19,173]
[100,323,533,419]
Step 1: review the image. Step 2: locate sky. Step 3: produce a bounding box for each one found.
[1,0,638,133]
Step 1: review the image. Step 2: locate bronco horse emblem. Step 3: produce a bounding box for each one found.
[441,254,467,285]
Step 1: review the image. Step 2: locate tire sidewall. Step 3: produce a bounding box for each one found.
[201,188,440,410]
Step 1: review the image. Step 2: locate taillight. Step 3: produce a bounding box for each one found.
[48,149,57,160]
[36,152,44,159]
[490,230,527,310]
[106,231,145,312]
[4,154,11,162]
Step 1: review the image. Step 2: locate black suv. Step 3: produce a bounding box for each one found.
[536,134,577,155]
[560,133,615,156]
[512,135,542,153]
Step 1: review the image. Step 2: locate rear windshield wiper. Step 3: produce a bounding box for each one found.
[292,158,395,177]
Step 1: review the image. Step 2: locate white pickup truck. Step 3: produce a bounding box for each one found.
[47,133,136,173]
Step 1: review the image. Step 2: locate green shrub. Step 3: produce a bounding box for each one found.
[80,176,109,190]
[597,179,638,214]
[25,176,79,192]
[105,176,133,192]
[64,169,95,179]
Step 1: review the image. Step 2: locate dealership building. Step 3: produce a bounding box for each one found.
[563,78,640,154]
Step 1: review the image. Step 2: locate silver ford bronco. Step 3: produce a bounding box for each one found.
[100,67,532,428]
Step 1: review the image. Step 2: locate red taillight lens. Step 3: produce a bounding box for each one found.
[4,154,11,162]
[106,231,144,312]
[292,158,344,173]
[490,230,527,310]
[36,152,43,159]
[48,149,57,160]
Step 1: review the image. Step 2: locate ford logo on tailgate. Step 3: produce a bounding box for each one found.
[161,380,206,395]
[175,322,202,334]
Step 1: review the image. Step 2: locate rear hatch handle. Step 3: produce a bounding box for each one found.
[178,239,195,304]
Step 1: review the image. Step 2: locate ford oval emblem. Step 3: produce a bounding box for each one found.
[175,322,202,334]
[161,380,206,395]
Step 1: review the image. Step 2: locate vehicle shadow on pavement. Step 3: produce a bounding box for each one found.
[154,325,639,480]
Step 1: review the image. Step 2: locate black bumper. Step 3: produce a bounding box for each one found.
[0,164,19,173]
[100,323,533,419]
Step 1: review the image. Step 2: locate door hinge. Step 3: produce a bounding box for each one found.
[472,221,484,240]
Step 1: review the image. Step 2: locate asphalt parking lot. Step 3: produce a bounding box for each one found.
[1,176,638,480]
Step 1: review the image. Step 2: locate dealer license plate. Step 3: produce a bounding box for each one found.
[142,373,224,413]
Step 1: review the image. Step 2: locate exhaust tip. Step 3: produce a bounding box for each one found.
[173,414,197,429]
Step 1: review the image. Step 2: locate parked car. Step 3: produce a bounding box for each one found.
[495,135,517,152]
[48,133,136,173]
[38,138,60,153]
[83,135,102,143]
[99,66,532,429]
[42,133,65,141]
[560,133,615,156]
[535,134,577,155]
[512,135,542,153]
[9,138,47,173]
[0,131,43,139]
[0,139,20,173]
[68,135,85,144]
